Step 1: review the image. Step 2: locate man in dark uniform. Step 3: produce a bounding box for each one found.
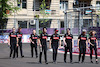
[88,31,99,64]
[39,27,48,64]
[77,29,88,63]
[30,30,38,58]
[8,27,18,58]
[63,28,73,63]
[16,27,24,58]
[49,29,61,63]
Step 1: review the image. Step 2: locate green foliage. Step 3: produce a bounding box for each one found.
[0,0,20,18]
[39,0,50,24]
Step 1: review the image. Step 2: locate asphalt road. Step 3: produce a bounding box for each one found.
[0,43,100,67]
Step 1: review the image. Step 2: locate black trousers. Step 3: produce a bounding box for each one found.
[90,45,98,60]
[52,44,58,62]
[10,42,17,58]
[79,45,86,62]
[39,45,47,62]
[64,44,72,62]
[16,42,23,57]
[30,43,38,57]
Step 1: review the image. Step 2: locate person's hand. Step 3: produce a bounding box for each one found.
[86,46,88,49]
[40,44,42,47]
[16,44,19,47]
[72,46,74,48]
[8,42,10,46]
[32,41,34,44]
[49,46,51,49]
[91,44,94,46]
[59,45,61,48]
[97,46,98,49]
[77,46,79,49]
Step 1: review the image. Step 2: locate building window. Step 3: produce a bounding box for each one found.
[96,1,100,10]
[61,21,64,28]
[60,1,68,10]
[18,21,27,28]
[22,0,27,9]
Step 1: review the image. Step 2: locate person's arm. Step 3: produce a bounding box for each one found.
[8,36,10,46]
[88,39,94,46]
[86,40,88,49]
[16,37,19,47]
[96,39,98,48]
[59,39,61,48]
[77,39,80,48]
[72,39,74,48]
[49,39,52,49]
[63,37,66,46]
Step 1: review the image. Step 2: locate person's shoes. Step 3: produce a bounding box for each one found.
[39,61,42,64]
[70,61,73,64]
[45,62,48,64]
[91,61,93,63]
[96,61,99,64]
[78,61,81,63]
[21,55,24,58]
[64,60,66,63]
[36,56,38,58]
[81,61,84,63]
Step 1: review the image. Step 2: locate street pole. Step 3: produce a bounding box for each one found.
[64,12,67,34]
[14,0,16,28]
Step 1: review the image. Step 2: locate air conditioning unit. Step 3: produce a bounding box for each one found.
[30,20,36,25]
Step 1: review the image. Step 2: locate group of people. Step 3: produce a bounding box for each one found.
[8,27,99,64]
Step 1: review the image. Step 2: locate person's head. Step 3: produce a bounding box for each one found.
[12,27,16,33]
[82,29,86,35]
[67,28,70,34]
[18,27,22,32]
[32,30,36,34]
[43,27,47,33]
[89,30,96,36]
[54,28,58,34]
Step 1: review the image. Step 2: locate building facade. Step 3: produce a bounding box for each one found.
[6,0,100,29]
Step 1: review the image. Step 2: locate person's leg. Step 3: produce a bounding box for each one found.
[44,46,47,63]
[64,46,67,62]
[9,44,13,58]
[82,47,86,63]
[35,45,38,58]
[16,46,18,58]
[79,47,82,62]
[69,45,72,62]
[19,43,24,57]
[55,48,58,62]
[90,46,93,63]
[13,44,16,58]
[30,44,33,57]
[39,46,43,63]
[94,45,98,63]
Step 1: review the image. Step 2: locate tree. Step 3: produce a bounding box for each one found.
[39,0,50,25]
[0,0,19,35]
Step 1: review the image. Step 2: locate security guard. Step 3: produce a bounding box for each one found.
[30,30,38,58]
[88,31,99,64]
[8,27,18,58]
[39,27,48,64]
[49,29,61,63]
[63,28,73,63]
[16,27,24,58]
[77,29,88,63]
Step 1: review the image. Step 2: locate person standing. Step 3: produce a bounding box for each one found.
[8,27,18,58]
[88,31,99,64]
[77,29,88,63]
[30,30,39,58]
[63,28,73,63]
[49,29,61,63]
[38,27,48,64]
[16,27,24,58]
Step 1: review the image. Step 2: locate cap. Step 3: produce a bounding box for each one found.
[82,29,86,32]
[54,29,58,32]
